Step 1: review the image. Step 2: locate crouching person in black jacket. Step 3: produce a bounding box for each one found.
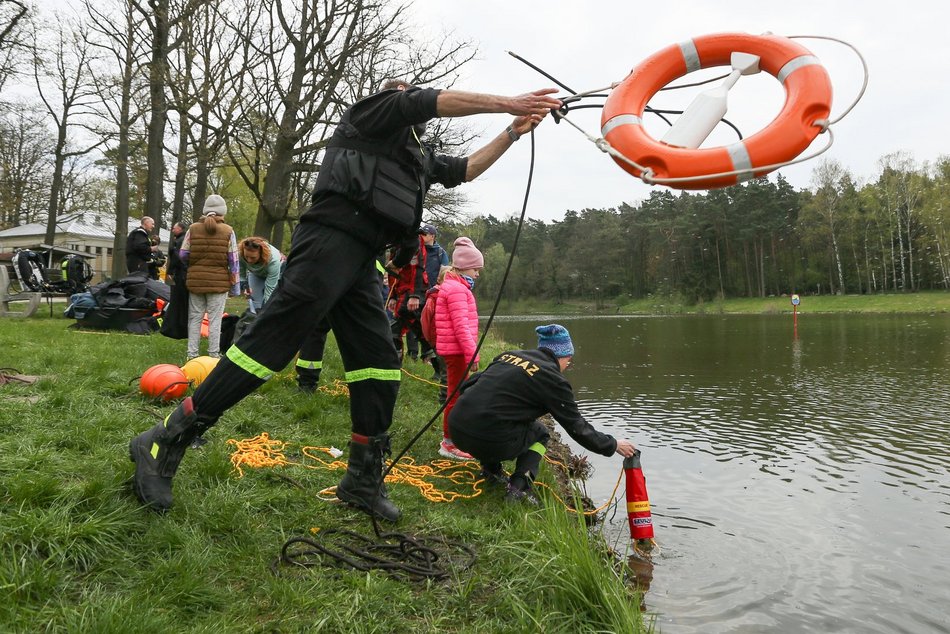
[448,324,637,504]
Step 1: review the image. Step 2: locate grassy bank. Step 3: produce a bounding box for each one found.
[0,316,646,633]
[495,290,950,316]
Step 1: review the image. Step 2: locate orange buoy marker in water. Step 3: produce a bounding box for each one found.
[139,364,189,401]
[624,450,655,548]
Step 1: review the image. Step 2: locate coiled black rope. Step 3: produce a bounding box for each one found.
[272,529,476,582]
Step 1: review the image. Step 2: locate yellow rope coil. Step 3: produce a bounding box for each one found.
[317,379,349,397]
[400,367,444,388]
[227,433,486,502]
[540,454,624,517]
[225,432,293,477]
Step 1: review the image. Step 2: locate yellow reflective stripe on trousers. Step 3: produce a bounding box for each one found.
[226,345,274,380]
[295,358,323,370]
[529,442,547,456]
[344,368,402,383]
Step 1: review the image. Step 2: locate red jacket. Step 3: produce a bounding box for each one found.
[388,235,428,301]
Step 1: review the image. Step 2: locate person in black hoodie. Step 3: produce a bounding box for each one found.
[448,324,637,503]
[160,222,189,340]
[125,216,156,274]
[165,222,187,284]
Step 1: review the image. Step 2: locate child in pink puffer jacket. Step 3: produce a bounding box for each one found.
[434,237,484,460]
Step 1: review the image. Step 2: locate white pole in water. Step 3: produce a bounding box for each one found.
[661,52,761,149]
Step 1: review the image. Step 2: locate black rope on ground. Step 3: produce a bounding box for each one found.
[271,529,476,583]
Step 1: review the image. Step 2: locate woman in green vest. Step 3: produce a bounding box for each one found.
[239,237,284,311]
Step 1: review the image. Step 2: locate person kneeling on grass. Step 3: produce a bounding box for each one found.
[447,324,637,503]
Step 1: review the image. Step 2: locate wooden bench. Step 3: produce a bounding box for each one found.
[0,264,42,318]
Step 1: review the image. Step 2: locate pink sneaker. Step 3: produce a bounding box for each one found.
[439,439,473,461]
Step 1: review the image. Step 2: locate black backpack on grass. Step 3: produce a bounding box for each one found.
[12,249,47,292]
[61,255,93,293]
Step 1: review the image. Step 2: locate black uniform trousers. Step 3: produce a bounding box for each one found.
[295,317,331,385]
[451,418,550,467]
[191,222,401,437]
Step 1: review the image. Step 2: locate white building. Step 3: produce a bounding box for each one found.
[0,214,170,282]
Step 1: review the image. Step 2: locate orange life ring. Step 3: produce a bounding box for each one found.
[601,32,833,189]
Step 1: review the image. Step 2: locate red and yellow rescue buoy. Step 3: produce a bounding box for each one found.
[624,450,655,543]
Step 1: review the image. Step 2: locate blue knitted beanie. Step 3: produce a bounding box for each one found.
[535,324,574,358]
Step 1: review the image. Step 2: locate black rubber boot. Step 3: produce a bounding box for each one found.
[128,397,205,512]
[336,434,401,522]
[479,461,509,489]
[296,367,321,394]
[505,473,539,506]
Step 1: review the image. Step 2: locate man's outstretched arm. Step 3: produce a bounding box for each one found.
[435,88,561,118]
[437,88,563,182]
[463,113,544,181]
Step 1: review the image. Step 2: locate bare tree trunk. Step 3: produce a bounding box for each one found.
[191,124,211,222]
[715,236,724,299]
[892,211,903,290]
[143,0,170,226]
[935,238,950,289]
[254,131,295,239]
[85,0,142,279]
[742,242,752,296]
[112,120,132,279]
[831,229,845,294]
[169,19,193,228]
[850,239,862,294]
[879,230,892,292]
[43,128,68,245]
[170,111,190,226]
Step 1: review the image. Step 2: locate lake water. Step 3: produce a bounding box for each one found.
[490,314,950,634]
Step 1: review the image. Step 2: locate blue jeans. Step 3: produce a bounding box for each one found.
[247,272,266,311]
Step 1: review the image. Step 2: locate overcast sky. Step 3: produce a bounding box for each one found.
[408,0,950,223]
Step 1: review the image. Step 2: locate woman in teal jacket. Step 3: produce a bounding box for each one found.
[239,237,284,310]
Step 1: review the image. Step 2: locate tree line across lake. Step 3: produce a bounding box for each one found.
[441,157,950,305]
